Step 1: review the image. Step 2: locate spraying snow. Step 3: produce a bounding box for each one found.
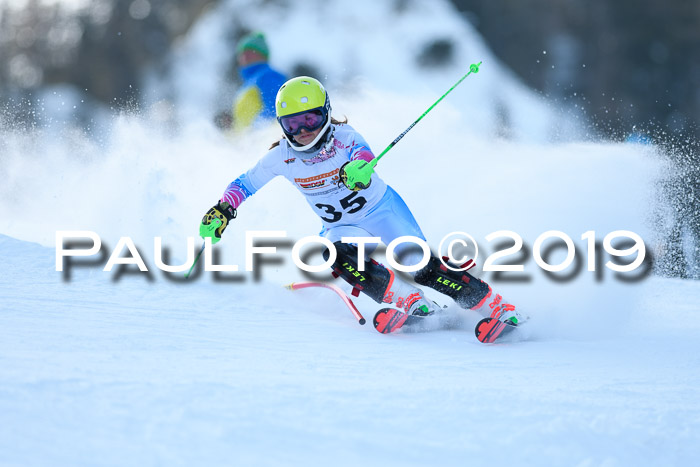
[1,0,698,465]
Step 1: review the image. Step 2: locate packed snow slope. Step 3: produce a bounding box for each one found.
[2,0,700,465]
[2,112,700,466]
[2,234,700,467]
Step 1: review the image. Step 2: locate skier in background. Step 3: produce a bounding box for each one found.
[215,31,287,131]
[201,76,526,330]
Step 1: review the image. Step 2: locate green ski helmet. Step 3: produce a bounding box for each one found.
[275,76,332,151]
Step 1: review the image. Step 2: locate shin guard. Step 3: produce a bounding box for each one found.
[414,256,490,309]
[324,242,392,303]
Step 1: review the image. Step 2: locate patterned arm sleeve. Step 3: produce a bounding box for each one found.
[220,175,254,208]
[349,134,376,163]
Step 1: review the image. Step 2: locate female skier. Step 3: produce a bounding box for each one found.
[200,76,524,331]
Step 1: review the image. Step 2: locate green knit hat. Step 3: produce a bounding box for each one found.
[236,31,269,59]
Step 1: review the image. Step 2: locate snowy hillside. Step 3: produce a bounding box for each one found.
[1,0,700,465]
[161,0,580,141]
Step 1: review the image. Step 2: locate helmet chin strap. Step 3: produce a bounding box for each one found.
[285,118,334,152]
[319,125,335,152]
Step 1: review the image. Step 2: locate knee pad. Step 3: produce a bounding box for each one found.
[414,256,490,309]
[324,242,391,303]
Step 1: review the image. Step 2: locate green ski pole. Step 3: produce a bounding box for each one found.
[185,217,222,278]
[184,241,205,279]
[342,62,481,189]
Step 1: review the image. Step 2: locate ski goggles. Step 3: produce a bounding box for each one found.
[279,108,327,135]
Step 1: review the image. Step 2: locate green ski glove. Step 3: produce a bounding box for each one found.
[200,202,237,244]
[339,160,374,191]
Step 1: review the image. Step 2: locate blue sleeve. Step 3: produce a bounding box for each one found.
[257,68,288,119]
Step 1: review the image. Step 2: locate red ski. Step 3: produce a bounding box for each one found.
[373,308,439,334]
[373,308,409,334]
[474,317,518,343]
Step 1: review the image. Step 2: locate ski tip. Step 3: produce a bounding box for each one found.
[373,308,408,334]
[475,317,516,343]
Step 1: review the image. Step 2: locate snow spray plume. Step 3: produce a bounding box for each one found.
[186,62,483,277]
[340,61,482,189]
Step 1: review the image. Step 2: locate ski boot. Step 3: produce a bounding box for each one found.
[414,256,528,325]
[323,242,442,333]
[471,291,528,326]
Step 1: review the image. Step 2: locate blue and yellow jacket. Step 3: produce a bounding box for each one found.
[233,62,287,129]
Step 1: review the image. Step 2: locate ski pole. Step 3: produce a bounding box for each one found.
[184,240,205,279]
[186,217,225,278]
[342,62,481,189]
[371,61,481,168]
[286,281,366,325]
